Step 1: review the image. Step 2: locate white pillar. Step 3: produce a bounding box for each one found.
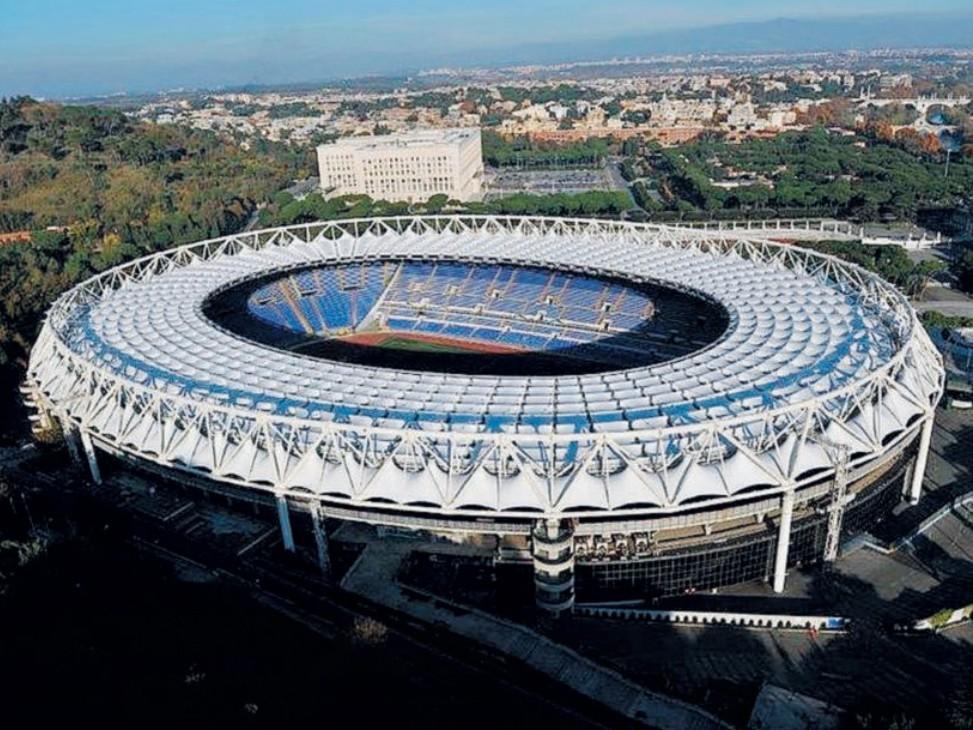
[276,494,295,552]
[34,397,53,431]
[909,416,934,505]
[60,415,82,466]
[311,504,331,575]
[773,490,795,594]
[79,429,102,485]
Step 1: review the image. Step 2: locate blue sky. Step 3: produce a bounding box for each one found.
[1,0,971,98]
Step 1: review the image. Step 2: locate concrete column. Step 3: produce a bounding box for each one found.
[60,416,83,466]
[32,395,53,432]
[79,429,102,485]
[903,456,917,500]
[38,406,53,432]
[532,518,575,617]
[909,416,934,505]
[773,490,795,594]
[311,503,331,575]
[21,385,52,433]
[276,494,295,552]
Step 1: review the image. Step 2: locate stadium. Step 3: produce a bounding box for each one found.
[25,216,944,614]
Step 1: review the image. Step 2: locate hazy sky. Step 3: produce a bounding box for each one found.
[2,0,971,98]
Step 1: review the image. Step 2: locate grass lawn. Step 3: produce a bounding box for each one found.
[372,335,483,354]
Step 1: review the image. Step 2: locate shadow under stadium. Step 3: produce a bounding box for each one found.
[203,258,731,376]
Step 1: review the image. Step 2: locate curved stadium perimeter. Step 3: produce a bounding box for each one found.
[26,216,944,614]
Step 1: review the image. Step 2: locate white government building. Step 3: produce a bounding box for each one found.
[316,128,483,202]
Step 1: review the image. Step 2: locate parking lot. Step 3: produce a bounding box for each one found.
[483,165,626,198]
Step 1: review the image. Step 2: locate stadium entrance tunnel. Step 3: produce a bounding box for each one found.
[204,258,730,376]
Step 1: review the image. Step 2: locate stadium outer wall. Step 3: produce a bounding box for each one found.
[21,216,944,615]
[83,415,924,612]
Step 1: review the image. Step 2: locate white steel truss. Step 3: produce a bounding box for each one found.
[27,216,944,522]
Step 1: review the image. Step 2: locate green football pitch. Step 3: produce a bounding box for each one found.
[373,336,482,354]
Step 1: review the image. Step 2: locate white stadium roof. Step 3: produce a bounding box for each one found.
[29,217,943,519]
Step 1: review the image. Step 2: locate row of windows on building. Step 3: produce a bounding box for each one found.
[362,180,454,196]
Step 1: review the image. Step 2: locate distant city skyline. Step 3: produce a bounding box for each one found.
[2,1,973,98]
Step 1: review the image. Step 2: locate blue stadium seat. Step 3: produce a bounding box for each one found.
[245,260,659,365]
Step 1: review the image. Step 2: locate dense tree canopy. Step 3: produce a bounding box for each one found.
[0,98,311,439]
[496,84,599,106]
[955,248,973,294]
[800,239,945,297]
[625,128,973,222]
[258,189,633,227]
[481,131,610,168]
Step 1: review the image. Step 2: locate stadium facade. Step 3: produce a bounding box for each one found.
[24,216,944,614]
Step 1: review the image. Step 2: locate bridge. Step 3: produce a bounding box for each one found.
[675,218,948,248]
[908,118,959,137]
[855,94,971,115]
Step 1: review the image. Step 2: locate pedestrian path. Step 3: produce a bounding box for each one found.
[341,539,732,730]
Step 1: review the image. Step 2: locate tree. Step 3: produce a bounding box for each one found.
[909,259,946,299]
[869,121,896,143]
[603,100,622,117]
[424,194,449,213]
[0,97,312,440]
[919,133,942,157]
[957,250,973,294]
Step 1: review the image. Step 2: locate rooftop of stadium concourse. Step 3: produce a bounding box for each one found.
[60,223,910,439]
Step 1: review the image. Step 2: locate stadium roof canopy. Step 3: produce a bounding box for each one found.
[30,217,943,518]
